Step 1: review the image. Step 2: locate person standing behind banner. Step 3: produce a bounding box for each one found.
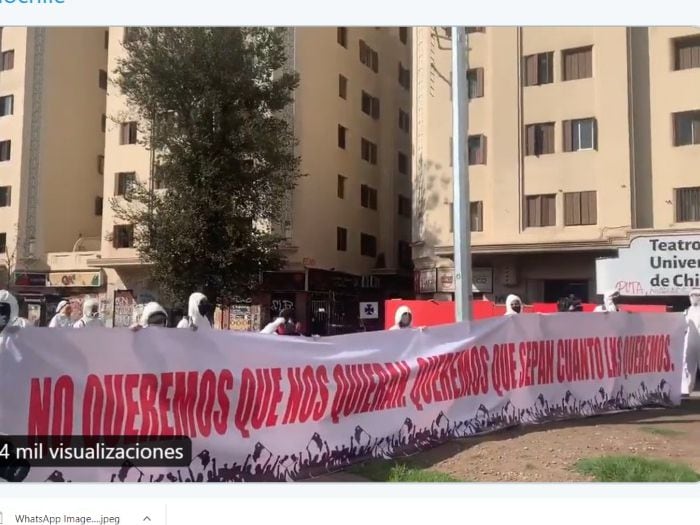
[594,290,621,312]
[504,295,523,315]
[0,290,30,360]
[389,306,413,330]
[260,308,294,335]
[73,298,104,328]
[682,289,700,395]
[130,302,169,331]
[48,300,73,328]
[176,292,213,331]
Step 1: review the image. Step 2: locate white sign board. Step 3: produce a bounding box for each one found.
[359,302,379,319]
[596,234,700,296]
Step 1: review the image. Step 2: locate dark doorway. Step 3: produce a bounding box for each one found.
[544,280,589,303]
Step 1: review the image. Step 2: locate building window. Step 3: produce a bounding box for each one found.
[398,152,409,175]
[466,27,485,34]
[120,122,138,145]
[398,62,411,90]
[337,227,348,251]
[97,155,105,175]
[398,195,411,218]
[337,27,348,48]
[338,125,348,149]
[448,201,484,232]
[360,184,378,210]
[399,27,409,44]
[1,50,14,72]
[525,122,555,156]
[359,40,379,72]
[0,140,10,162]
[398,241,412,269]
[123,27,138,44]
[467,68,484,98]
[338,75,347,99]
[399,109,410,133]
[470,201,484,232]
[337,174,346,199]
[676,187,700,222]
[361,138,378,164]
[113,225,135,249]
[564,191,597,226]
[0,186,11,207]
[563,118,597,152]
[562,46,593,81]
[0,233,6,254]
[0,95,14,117]
[674,35,700,71]
[115,172,137,196]
[101,114,107,133]
[360,233,377,257]
[94,196,103,216]
[525,194,557,228]
[99,69,108,90]
[449,136,453,166]
[361,91,380,119]
[524,51,554,86]
[104,30,109,50]
[468,135,487,165]
[673,110,700,146]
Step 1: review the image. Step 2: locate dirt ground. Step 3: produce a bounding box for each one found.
[406,396,700,481]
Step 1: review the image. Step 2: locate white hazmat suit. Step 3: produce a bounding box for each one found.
[48,300,73,328]
[682,289,700,395]
[73,298,104,328]
[177,292,212,330]
[389,306,413,330]
[504,295,523,315]
[0,290,30,359]
[594,290,620,312]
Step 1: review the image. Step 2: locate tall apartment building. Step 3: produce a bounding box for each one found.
[412,27,700,306]
[95,27,413,331]
[0,27,107,324]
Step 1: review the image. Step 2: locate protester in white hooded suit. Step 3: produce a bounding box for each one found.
[0,290,30,360]
[131,302,169,331]
[594,290,621,312]
[48,300,73,328]
[389,306,413,330]
[73,298,104,328]
[682,289,700,395]
[504,295,523,315]
[177,292,213,330]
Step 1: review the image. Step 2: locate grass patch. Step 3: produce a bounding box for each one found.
[576,456,700,482]
[641,427,684,437]
[351,461,460,482]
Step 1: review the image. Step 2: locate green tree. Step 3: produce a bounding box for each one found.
[112,28,301,306]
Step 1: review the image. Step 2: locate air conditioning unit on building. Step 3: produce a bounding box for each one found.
[361,276,380,289]
[501,264,518,286]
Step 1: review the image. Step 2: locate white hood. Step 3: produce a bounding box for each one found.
[390,306,413,330]
[260,317,286,335]
[687,289,700,331]
[75,298,103,327]
[49,300,73,328]
[505,295,522,315]
[140,301,168,327]
[0,290,20,322]
[603,290,620,312]
[178,292,212,329]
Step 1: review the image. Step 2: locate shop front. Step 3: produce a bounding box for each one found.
[12,270,107,325]
[596,232,700,311]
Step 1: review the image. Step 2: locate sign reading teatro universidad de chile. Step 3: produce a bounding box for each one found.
[596,233,700,296]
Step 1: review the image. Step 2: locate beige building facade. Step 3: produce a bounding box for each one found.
[0,27,107,324]
[412,27,700,306]
[94,27,413,330]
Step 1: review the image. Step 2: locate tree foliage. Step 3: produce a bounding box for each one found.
[112,27,301,305]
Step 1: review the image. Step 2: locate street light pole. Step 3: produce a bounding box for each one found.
[451,27,472,322]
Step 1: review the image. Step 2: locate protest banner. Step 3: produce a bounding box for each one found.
[0,312,687,482]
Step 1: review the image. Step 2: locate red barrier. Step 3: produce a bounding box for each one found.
[385,299,668,329]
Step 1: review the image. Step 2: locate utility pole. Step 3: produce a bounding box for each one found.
[451,27,472,322]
